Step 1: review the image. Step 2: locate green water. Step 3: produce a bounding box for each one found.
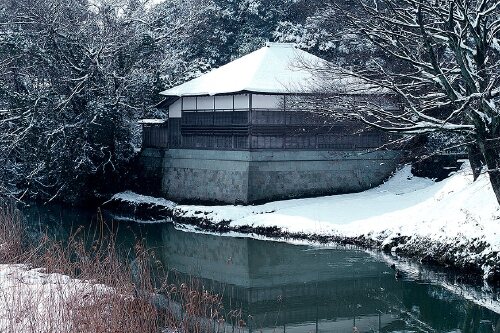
[22,204,500,333]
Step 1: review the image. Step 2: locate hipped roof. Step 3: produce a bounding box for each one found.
[160,42,385,98]
[160,43,328,97]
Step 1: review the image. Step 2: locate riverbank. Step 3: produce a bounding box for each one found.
[106,164,500,284]
[0,264,109,332]
[0,204,162,333]
[0,204,228,333]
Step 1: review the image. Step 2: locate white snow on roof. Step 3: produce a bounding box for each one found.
[138,119,167,125]
[161,43,335,97]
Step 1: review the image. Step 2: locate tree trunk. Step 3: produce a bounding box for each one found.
[480,143,500,206]
[467,142,483,181]
[487,168,500,206]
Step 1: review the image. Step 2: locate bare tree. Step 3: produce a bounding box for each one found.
[314,0,500,204]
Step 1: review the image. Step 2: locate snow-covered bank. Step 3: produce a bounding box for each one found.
[0,265,108,333]
[108,164,500,282]
[103,191,176,222]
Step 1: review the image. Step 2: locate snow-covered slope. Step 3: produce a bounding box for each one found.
[176,165,437,226]
[174,164,500,280]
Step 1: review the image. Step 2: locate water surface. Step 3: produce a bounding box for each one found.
[22,204,500,333]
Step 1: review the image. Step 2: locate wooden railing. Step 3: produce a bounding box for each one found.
[250,109,329,125]
[142,109,389,151]
[181,109,249,126]
[180,109,329,126]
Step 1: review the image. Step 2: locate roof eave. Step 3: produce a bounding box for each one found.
[155,96,179,109]
[159,89,319,98]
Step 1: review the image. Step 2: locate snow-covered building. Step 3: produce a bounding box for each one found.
[140,43,400,204]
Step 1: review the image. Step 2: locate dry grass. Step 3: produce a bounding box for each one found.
[0,201,244,333]
[0,202,24,262]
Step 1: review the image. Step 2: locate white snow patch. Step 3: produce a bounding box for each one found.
[0,265,108,333]
[138,119,166,125]
[108,190,176,209]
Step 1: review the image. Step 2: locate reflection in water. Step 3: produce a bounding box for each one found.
[161,226,499,333]
[22,205,500,333]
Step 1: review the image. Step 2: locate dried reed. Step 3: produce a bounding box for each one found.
[0,201,244,333]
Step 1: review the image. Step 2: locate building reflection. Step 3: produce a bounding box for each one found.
[160,225,499,333]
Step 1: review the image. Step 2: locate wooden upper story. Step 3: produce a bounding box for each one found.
[141,93,398,151]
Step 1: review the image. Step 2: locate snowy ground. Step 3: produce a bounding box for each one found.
[111,164,500,281]
[0,265,108,333]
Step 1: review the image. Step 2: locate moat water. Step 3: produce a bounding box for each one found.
[22,204,500,333]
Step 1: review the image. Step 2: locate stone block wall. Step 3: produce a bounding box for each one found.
[162,150,251,203]
[152,149,401,204]
[136,148,165,196]
[247,150,400,202]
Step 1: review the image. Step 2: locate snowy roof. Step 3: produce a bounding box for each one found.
[160,43,331,97]
[138,119,167,125]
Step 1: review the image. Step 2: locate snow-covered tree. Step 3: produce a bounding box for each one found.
[2,0,331,204]
[314,0,500,204]
[162,0,325,77]
[0,0,210,203]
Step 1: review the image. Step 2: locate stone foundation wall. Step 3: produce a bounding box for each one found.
[247,150,399,202]
[162,150,250,203]
[151,149,400,204]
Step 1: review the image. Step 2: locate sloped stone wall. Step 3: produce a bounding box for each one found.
[247,150,400,202]
[155,149,400,204]
[162,150,251,203]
